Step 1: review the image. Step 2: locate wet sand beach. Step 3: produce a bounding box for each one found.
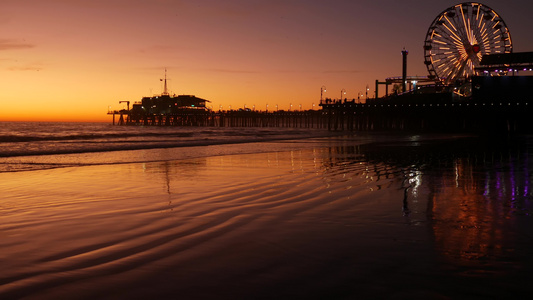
[1,135,532,299]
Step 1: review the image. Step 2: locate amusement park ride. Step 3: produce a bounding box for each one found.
[423,2,512,84]
[378,2,532,102]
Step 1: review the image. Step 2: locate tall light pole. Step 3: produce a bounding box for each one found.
[321,85,327,101]
[402,49,408,93]
[366,85,369,100]
[341,88,346,102]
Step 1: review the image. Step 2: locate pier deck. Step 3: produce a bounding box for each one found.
[108,100,532,133]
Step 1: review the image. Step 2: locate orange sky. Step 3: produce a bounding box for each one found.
[1,0,532,122]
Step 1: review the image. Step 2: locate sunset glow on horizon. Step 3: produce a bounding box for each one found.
[1,0,532,122]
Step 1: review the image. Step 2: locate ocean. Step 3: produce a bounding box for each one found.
[0,122,339,173]
[1,122,533,299]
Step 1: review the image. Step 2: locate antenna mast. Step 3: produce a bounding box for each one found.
[161,68,169,95]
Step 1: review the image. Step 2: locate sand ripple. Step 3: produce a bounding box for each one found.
[0,148,407,298]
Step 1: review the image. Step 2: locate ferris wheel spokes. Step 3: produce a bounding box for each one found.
[424,2,512,84]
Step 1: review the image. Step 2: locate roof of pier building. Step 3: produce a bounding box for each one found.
[141,94,210,108]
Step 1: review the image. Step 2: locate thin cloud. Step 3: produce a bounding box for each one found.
[0,39,35,51]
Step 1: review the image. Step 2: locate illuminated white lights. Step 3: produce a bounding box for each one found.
[424,2,512,83]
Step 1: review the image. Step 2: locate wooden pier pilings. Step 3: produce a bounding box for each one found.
[109,100,532,133]
[109,110,331,129]
[319,100,532,133]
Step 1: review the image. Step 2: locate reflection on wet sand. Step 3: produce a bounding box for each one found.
[326,136,533,279]
[426,144,532,273]
[1,135,532,298]
[142,134,533,278]
[115,136,533,297]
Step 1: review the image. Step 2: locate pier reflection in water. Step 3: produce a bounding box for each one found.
[130,135,533,298]
[142,135,533,285]
[141,135,532,296]
[3,134,531,298]
[319,135,533,285]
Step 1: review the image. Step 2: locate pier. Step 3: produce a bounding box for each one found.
[108,97,532,133]
[108,109,329,129]
[319,99,531,133]
[108,47,533,133]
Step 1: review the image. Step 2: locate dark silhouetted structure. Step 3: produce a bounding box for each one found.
[476,51,533,73]
[401,49,408,92]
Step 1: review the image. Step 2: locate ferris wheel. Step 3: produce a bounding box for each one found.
[424,2,512,84]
